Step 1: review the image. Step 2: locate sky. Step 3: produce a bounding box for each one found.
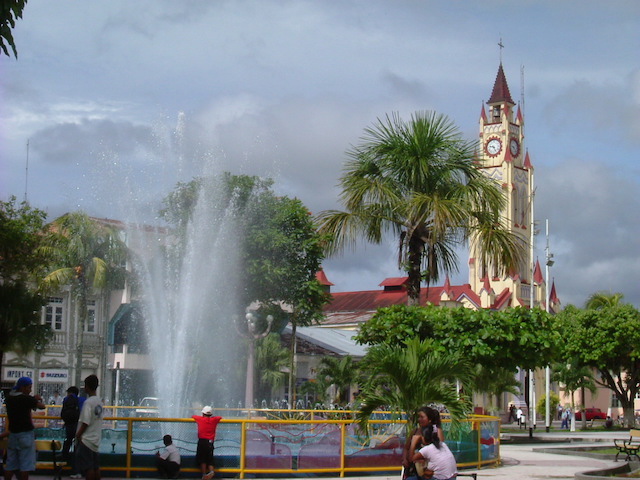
[1,0,639,308]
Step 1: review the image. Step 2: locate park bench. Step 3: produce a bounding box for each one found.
[0,438,65,480]
[614,429,640,462]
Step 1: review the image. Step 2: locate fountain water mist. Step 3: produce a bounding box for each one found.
[129,176,246,418]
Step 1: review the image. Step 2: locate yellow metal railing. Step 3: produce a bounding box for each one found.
[0,411,500,478]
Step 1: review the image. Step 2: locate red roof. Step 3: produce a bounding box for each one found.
[481,276,493,293]
[549,280,560,304]
[315,269,334,286]
[480,102,487,122]
[379,277,409,287]
[493,288,512,309]
[533,259,544,284]
[488,63,514,105]
[324,277,482,313]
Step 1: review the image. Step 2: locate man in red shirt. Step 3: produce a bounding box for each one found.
[192,406,222,479]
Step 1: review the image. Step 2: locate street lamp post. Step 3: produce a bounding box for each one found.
[544,219,554,432]
[244,311,274,410]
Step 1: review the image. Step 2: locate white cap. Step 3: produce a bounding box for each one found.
[202,405,213,415]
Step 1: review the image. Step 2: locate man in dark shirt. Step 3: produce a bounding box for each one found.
[60,386,81,477]
[4,376,46,480]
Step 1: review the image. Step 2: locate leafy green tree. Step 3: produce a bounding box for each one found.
[355,305,558,413]
[556,304,640,427]
[356,305,557,372]
[356,337,473,435]
[0,0,27,58]
[244,190,330,405]
[0,280,51,374]
[585,291,625,310]
[43,212,128,385]
[255,333,290,401]
[317,355,359,405]
[0,196,51,280]
[536,391,560,421]
[316,111,525,305]
[0,196,53,375]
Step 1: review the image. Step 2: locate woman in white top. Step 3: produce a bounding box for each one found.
[412,424,457,480]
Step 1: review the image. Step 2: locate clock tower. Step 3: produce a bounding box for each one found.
[469,63,541,308]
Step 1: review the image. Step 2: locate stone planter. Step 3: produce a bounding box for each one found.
[575,460,640,479]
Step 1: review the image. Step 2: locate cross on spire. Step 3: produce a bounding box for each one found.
[498,38,504,63]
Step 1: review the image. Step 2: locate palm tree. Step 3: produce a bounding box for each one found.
[472,364,520,414]
[585,291,625,310]
[316,111,525,305]
[552,361,597,429]
[255,333,290,401]
[355,337,473,436]
[43,213,128,385]
[317,355,359,405]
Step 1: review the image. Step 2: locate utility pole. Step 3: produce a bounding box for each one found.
[545,219,554,432]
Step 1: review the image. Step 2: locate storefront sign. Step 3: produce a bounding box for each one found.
[2,367,35,382]
[39,369,69,382]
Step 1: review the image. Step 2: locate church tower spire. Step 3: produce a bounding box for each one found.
[469,62,535,308]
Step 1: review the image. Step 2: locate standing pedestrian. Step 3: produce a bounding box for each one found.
[60,386,82,478]
[508,404,517,423]
[561,406,570,429]
[75,375,103,480]
[4,376,46,480]
[192,406,222,480]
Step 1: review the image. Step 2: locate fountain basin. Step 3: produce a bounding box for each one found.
[26,413,499,478]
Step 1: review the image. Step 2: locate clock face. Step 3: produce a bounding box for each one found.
[510,138,520,157]
[485,138,502,156]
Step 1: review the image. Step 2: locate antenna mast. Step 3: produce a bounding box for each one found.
[520,65,526,138]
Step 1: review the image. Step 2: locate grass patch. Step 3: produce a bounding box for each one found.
[583,447,620,455]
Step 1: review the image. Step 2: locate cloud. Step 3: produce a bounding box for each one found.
[30,119,156,165]
[546,71,640,146]
[537,158,640,307]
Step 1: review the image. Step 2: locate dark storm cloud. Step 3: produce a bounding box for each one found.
[381,71,429,99]
[537,159,640,307]
[30,119,157,165]
[3,0,639,305]
[545,74,640,146]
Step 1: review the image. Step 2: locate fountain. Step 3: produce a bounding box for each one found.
[94,113,258,417]
[129,175,247,418]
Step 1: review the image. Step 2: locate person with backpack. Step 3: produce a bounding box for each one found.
[60,386,81,478]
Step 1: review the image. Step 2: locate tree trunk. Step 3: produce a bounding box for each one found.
[74,279,88,387]
[406,237,424,306]
[580,386,587,429]
[623,405,636,428]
